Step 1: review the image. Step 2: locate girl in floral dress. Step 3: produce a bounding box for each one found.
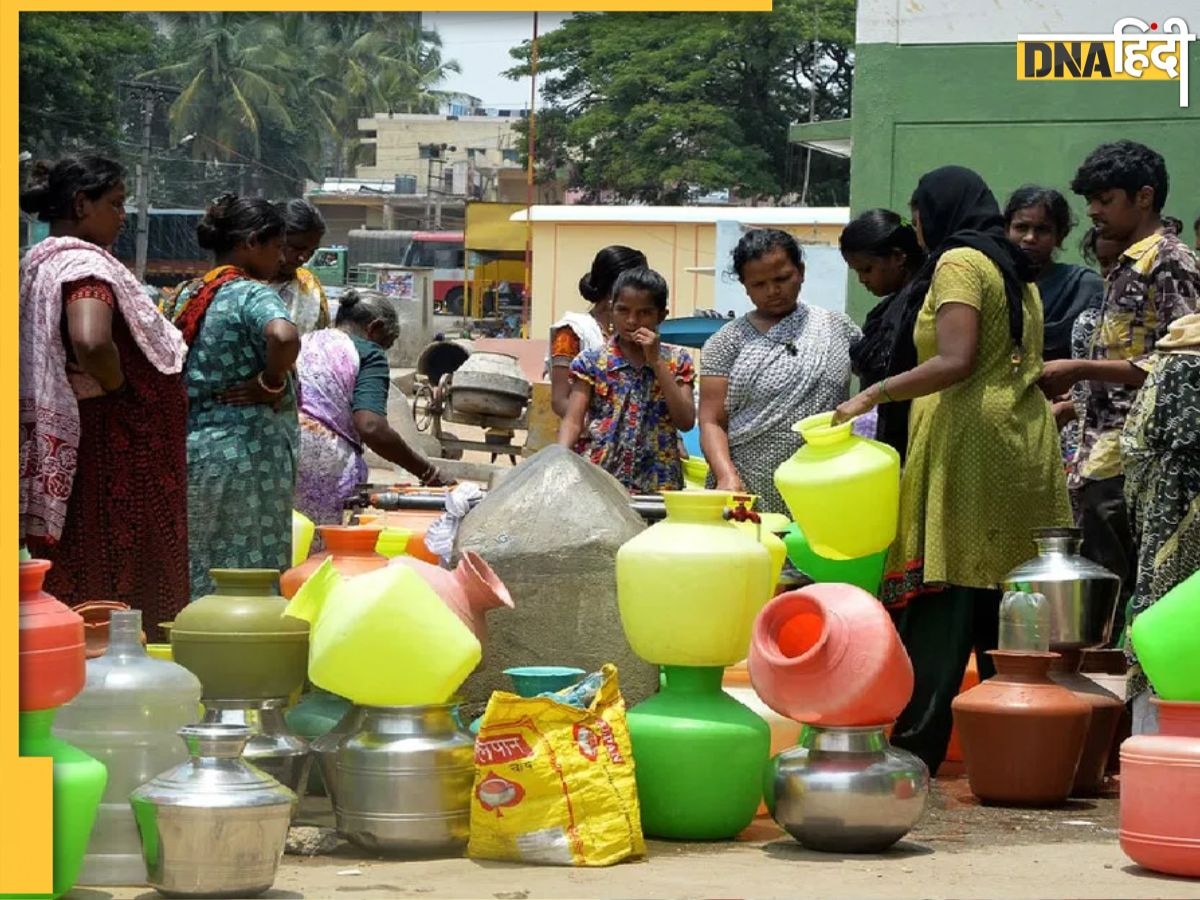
[557,267,695,493]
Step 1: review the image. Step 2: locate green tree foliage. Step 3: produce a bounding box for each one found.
[507,0,854,204]
[19,13,159,157]
[19,12,460,203]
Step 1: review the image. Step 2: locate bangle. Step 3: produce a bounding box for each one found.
[258,371,287,395]
[877,378,894,404]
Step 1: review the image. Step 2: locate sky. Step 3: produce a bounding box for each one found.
[422,13,571,109]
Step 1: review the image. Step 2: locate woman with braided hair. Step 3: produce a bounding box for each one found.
[161,193,300,599]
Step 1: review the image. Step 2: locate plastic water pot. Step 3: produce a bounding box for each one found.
[1129,569,1200,701]
[628,666,769,840]
[1120,700,1200,876]
[616,490,772,667]
[782,524,887,595]
[774,413,900,559]
[284,561,481,707]
[291,510,315,567]
[748,585,914,727]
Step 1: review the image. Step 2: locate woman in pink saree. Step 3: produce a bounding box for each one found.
[294,289,452,528]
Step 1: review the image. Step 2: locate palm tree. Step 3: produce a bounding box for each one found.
[306,14,463,176]
[141,13,302,193]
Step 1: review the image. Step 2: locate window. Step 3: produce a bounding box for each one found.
[501,148,519,163]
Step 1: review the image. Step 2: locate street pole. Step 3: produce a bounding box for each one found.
[134,91,154,282]
[522,12,539,337]
[119,80,180,283]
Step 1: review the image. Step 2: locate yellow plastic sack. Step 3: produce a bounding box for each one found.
[468,664,644,867]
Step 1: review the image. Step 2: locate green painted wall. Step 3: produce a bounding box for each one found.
[846,41,1200,322]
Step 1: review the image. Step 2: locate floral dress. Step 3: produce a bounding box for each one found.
[569,337,695,492]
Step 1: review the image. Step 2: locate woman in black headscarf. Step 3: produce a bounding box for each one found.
[833,166,1071,775]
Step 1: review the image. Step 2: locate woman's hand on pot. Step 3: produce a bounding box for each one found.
[715,473,745,493]
[832,390,876,426]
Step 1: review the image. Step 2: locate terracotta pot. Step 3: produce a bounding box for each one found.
[71,600,144,659]
[171,568,309,701]
[748,584,913,727]
[1049,648,1124,796]
[1120,700,1200,877]
[19,559,86,712]
[280,525,386,599]
[389,551,513,643]
[952,651,1091,806]
[1080,648,1130,775]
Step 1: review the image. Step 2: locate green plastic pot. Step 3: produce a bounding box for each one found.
[1130,569,1200,700]
[5,709,107,899]
[782,523,888,596]
[627,665,769,840]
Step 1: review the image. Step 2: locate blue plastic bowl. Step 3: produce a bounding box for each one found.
[503,666,587,697]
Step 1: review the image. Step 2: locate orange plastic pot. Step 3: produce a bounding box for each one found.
[1120,700,1200,876]
[19,559,86,712]
[389,551,513,643]
[280,525,386,598]
[747,584,914,727]
[944,654,980,763]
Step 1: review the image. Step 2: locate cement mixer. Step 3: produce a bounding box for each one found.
[411,341,532,463]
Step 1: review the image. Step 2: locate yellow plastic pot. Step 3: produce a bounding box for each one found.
[774,412,900,559]
[732,521,788,590]
[292,510,316,567]
[374,527,414,559]
[284,560,481,707]
[682,457,710,491]
[616,490,772,667]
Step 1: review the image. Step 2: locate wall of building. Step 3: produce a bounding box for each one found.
[529,219,844,339]
[847,0,1200,321]
[354,114,523,195]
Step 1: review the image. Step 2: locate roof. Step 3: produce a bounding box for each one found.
[508,205,850,226]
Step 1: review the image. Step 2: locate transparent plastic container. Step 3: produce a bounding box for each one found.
[998,590,1050,652]
[54,610,203,886]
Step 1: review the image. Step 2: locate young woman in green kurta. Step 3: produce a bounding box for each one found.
[834,166,1071,775]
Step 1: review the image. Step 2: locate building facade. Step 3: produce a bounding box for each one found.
[839,0,1199,321]
[354,112,526,201]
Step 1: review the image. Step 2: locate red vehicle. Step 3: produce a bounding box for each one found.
[403,231,468,313]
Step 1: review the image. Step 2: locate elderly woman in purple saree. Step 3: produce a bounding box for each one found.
[294,290,451,527]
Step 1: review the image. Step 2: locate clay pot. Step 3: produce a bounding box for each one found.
[1081,648,1130,775]
[19,559,86,712]
[1049,648,1124,796]
[71,600,144,659]
[951,651,1091,806]
[389,551,513,643]
[281,525,386,599]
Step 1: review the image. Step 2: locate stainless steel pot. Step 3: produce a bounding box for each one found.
[130,724,297,898]
[765,724,928,853]
[335,703,475,856]
[1002,527,1122,649]
[201,698,311,795]
[309,705,365,808]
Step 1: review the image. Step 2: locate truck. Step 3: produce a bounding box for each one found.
[310,229,524,317]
